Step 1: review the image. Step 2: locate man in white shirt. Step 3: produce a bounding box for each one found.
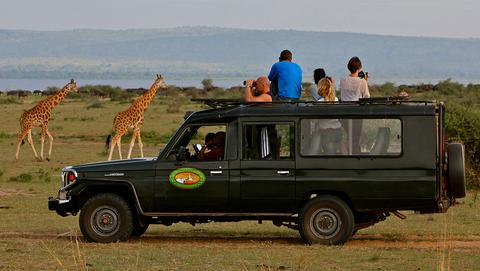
[340,56,370,154]
[340,56,370,101]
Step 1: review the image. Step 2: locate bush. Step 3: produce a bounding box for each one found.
[445,104,480,189]
[8,173,33,183]
[38,169,52,183]
[0,97,22,104]
[86,102,105,109]
[166,101,181,113]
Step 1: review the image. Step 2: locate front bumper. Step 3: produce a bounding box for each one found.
[48,196,74,217]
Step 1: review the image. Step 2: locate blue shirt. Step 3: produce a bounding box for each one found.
[268,61,302,99]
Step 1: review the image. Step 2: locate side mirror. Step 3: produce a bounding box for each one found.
[176,146,187,161]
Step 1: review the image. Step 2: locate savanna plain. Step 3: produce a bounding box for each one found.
[0,83,479,271]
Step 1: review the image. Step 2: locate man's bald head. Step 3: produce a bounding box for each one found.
[255,76,270,94]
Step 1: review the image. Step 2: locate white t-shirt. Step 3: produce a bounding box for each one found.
[340,76,370,101]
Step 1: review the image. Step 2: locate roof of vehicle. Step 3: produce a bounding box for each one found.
[185,98,441,123]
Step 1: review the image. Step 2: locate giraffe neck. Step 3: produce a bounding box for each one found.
[133,81,161,110]
[45,85,70,108]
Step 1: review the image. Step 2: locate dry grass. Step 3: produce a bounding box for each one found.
[0,97,479,270]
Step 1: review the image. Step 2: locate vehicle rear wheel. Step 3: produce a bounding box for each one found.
[79,193,134,243]
[447,143,466,198]
[299,195,354,245]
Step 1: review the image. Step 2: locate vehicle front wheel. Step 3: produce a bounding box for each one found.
[299,195,354,245]
[79,193,134,243]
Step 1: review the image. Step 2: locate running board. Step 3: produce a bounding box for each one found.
[143,212,297,217]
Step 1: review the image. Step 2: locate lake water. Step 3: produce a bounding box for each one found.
[0,77,478,91]
[0,79,242,91]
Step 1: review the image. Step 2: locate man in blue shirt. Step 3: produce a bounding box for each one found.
[268,50,302,100]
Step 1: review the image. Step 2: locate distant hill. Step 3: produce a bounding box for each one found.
[0,27,479,82]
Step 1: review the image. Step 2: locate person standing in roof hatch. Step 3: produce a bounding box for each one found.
[268,49,302,101]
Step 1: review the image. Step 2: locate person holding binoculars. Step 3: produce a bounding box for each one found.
[244,76,272,102]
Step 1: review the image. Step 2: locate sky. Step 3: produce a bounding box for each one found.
[0,0,479,38]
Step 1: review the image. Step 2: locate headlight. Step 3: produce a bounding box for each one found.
[61,167,78,188]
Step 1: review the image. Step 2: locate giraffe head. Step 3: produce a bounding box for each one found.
[66,79,79,93]
[154,74,168,89]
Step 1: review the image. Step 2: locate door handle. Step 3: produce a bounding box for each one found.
[277,170,290,175]
[210,170,223,176]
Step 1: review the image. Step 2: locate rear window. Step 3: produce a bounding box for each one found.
[300,118,402,156]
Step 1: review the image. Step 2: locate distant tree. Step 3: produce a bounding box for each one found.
[201,78,214,91]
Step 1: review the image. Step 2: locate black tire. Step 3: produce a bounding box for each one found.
[447,143,466,198]
[299,195,354,245]
[131,221,149,237]
[79,193,134,243]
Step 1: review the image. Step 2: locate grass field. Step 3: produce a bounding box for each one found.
[1,95,479,271]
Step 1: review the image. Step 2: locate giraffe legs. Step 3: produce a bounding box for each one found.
[137,129,144,158]
[127,129,138,160]
[127,127,144,159]
[15,130,29,161]
[46,130,54,161]
[117,139,123,160]
[27,130,40,161]
[40,131,46,161]
[108,133,124,161]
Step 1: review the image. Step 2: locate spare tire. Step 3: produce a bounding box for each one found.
[447,143,466,198]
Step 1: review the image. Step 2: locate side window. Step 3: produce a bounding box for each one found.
[168,125,227,161]
[300,118,401,156]
[243,123,294,160]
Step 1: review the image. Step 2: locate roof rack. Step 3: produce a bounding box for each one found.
[358,97,437,105]
[191,99,244,108]
[192,98,438,109]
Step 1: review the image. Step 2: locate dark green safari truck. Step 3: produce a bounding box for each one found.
[48,98,466,245]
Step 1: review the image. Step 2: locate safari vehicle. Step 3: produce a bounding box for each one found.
[48,98,466,245]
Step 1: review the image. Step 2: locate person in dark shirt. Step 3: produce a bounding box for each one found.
[199,131,225,160]
[268,50,302,100]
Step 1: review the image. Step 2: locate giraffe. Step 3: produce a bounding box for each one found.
[15,79,78,161]
[106,74,168,161]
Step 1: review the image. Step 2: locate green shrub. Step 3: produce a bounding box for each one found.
[0,132,13,139]
[8,173,33,183]
[445,103,480,189]
[38,169,52,183]
[0,97,22,104]
[86,102,105,109]
[166,101,181,113]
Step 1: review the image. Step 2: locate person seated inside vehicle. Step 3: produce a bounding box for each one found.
[203,132,215,151]
[315,77,346,154]
[199,131,226,160]
[244,76,273,102]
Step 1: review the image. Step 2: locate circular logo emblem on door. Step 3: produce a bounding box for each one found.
[169,168,206,190]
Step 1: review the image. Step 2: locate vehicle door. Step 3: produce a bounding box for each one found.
[239,119,296,212]
[154,123,233,212]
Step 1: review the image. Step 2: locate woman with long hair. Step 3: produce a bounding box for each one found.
[315,77,345,154]
[317,77,337,102]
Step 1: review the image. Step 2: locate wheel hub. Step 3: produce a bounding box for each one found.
[311,208,341,239]
[91,206,120,237]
